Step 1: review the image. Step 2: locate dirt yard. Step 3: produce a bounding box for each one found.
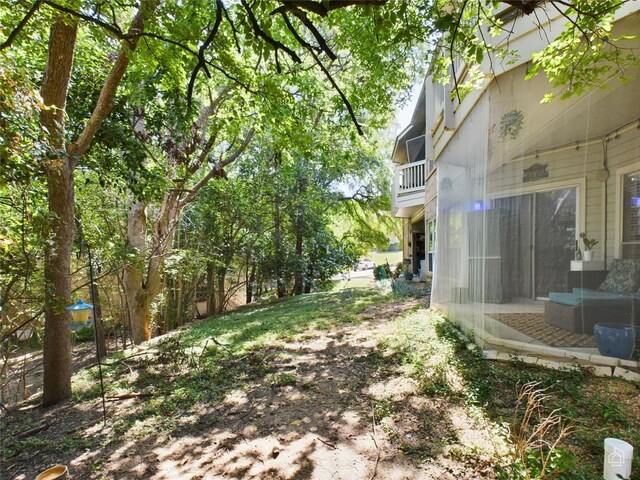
[1,295,496,479]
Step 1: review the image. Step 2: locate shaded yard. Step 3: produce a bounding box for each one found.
[1,285,639,479]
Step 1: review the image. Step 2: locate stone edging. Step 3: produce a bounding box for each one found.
[482,349,640,383]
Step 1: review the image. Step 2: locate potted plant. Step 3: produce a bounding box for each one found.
[580,232,598,261]
[404,270,414,281]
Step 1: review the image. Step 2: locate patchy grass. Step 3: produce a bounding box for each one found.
[3,289,639,480]
[182,288,386,354]
[9,290,387,474]
[378,309,640,480]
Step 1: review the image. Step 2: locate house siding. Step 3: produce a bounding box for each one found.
[605,128,640,260]
[395,3,640,367]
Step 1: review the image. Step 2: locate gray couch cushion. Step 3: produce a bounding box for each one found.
[598,258,640,293]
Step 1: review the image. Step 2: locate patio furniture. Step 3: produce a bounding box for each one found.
[544,258,640,334]
[565,269,608,291]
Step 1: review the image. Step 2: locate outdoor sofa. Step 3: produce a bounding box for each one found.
[544,258,640,334]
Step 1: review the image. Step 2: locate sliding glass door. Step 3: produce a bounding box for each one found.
[493,187,577,299]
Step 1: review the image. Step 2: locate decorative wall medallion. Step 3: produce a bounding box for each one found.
[523,163,549,182]
[499,109,524,139]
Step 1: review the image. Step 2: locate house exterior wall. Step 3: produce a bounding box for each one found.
[426,6,640,361]
[432,93,490,305]
[607,130,640,260]
[425,171,437,219]
[484,66,640,267]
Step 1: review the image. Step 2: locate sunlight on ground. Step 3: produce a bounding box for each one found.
[369,251,403,267]
[4,288,640,480]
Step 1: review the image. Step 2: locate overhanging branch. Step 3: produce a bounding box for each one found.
[241,0,301,71]
[178,128,255,208]
[280,12,364,135]
[272,0,388,17]
[187,0,224,108]
[0,0,42,50]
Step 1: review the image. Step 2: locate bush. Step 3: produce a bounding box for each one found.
[73,325,94,343]
[373,262,392,280]
[394,262,404,279]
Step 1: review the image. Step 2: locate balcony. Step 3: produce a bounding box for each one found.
[392,159,432,218]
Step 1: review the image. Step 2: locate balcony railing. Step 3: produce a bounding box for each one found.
[397,160,426,194]
[392,159,436,216]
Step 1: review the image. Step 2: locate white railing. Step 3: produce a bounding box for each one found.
[396,160,426,194]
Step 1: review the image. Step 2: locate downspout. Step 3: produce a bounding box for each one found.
[600,134,610,269]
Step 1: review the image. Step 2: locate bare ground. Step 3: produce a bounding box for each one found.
[2,298,496,479]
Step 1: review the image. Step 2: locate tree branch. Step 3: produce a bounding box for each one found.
[178,128,255,208]
[241,0,301,71]
[553,0,628,20]
[68,0,159,162]
[40,0,204,63]
[279,6,337,60]
[449,0,469,103]
[280,12,363,135]
[42,0,125,40]
[272,0,388,17]
[0,0,42,50]
[221,1,242,53]
[187,0,224,108]
[186,86,234,173]
[550,1,592,45]
[501,0,542,15]
[1,309,44,343]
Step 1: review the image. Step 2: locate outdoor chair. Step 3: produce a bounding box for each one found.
[544,258,640,334]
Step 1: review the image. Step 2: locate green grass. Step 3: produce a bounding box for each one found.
[368,250,402,267]
[13,289,638,480]
[378,309,640,480]
[329,276,376,290]
[65,287,389,444]
[182,288,385,354]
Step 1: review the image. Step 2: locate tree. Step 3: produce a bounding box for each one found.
[2,0,631,406]
[2,0,159,405]
[112,0,429,335]
[122,91,255,342]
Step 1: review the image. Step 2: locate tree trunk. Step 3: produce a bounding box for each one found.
[215,267,227,314]
[146,192,179,334]
[90,280,107,358]
[39,0,158,405]
[206,262,216,316]
[246,260,255,304]
[40,16,78,407]
[123,192,180,344]
[304,264,313,294]
[123,202,150,344]
[293,219,304,296]
[274,193,286,298]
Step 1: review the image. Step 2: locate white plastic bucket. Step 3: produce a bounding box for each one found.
[603,438,633,480]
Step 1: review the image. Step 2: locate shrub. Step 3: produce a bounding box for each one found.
[373,262,392,280]
[393,262,404,278]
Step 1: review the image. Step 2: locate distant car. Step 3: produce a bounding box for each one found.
[355,258,375,271]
